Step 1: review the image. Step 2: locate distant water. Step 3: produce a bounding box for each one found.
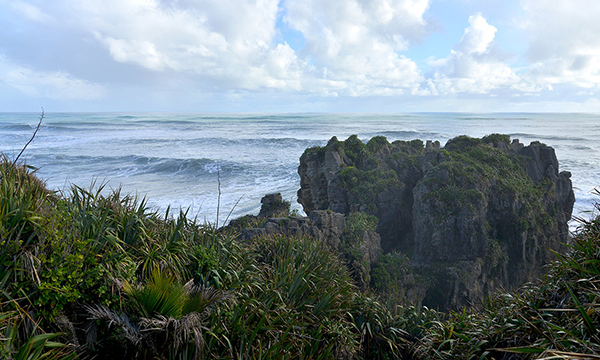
[0,112,598,228]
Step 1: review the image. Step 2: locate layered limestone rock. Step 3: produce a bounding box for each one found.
[297,134,575,310]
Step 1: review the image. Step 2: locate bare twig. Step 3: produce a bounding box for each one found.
[13,107,44,166]
[223,194,245,226]
[216,168,221,227]
[25,252,41,286]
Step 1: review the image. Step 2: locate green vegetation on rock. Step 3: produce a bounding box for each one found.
[482,133,511,144]
[339,212,379,288]
[299,133,574,311]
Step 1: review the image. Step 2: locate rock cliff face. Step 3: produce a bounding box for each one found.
[298,134,575,310]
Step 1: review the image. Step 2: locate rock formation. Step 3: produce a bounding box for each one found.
[233,194,382,290]
[297,134,575,310]
[258,193,290,218]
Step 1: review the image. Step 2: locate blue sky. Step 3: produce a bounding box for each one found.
[1,0,599,112]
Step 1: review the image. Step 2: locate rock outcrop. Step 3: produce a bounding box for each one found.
[233,194,382,290]
[258,193,290,218]
[298,134,575,310]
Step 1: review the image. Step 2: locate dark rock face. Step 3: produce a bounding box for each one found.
[298,134,575,310]
[238,211,345,249]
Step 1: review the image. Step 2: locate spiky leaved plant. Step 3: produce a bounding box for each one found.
[0,310,76,360]
[0,158,77,360]
[0,156,51,245]
[86,268,231,360]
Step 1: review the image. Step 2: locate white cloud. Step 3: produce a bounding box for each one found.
[4,0,598,109]
[428,13,521,94]
[521,0,600,89]
[0,56,106,100]
[456,12,495,55]
[15,0,431,96]
[284,0,429,95]
[100,37,167,71]
[57,0,303,91]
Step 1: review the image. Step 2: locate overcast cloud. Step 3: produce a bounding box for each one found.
[0,0,599,111]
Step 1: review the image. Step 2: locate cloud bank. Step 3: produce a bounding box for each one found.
[0,0,599,111]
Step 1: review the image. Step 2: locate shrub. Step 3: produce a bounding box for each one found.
[482,133,511,144]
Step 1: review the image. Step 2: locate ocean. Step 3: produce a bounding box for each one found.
[0,112,598,228]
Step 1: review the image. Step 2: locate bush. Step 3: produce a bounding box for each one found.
[482,133,511,144]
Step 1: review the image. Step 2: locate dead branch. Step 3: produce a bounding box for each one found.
[216,168,221,227]
[13,107,44,166]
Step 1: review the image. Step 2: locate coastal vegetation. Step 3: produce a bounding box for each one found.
[0,158,410,359]
[1,130,599,359]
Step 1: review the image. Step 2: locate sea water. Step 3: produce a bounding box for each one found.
[0,112,598,228]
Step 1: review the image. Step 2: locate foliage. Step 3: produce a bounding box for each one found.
[420,135,557,241]
[409,139,424,149]
[87,268,230,360]
[125,269,214,318]
[345,211,378,237]
[339,212,379,288]
[340,211,378,265]
[343,134,368,163]
[367,136,391,153]
[0,158,75,359]
[6,135,600,360]
[444,135,483,151]
[202,234,362,359]
[482,133,511,144]
[371,252,413,304]
[0,157,49,244]
[340,166,401,213]
[0,310,75,360]
[225,214,266,232]
[0,158,413,359]
[328,134,553,230]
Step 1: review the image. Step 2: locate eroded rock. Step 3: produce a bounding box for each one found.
[297,134,575,310]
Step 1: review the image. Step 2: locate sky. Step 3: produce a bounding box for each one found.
[1,0,599,112]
